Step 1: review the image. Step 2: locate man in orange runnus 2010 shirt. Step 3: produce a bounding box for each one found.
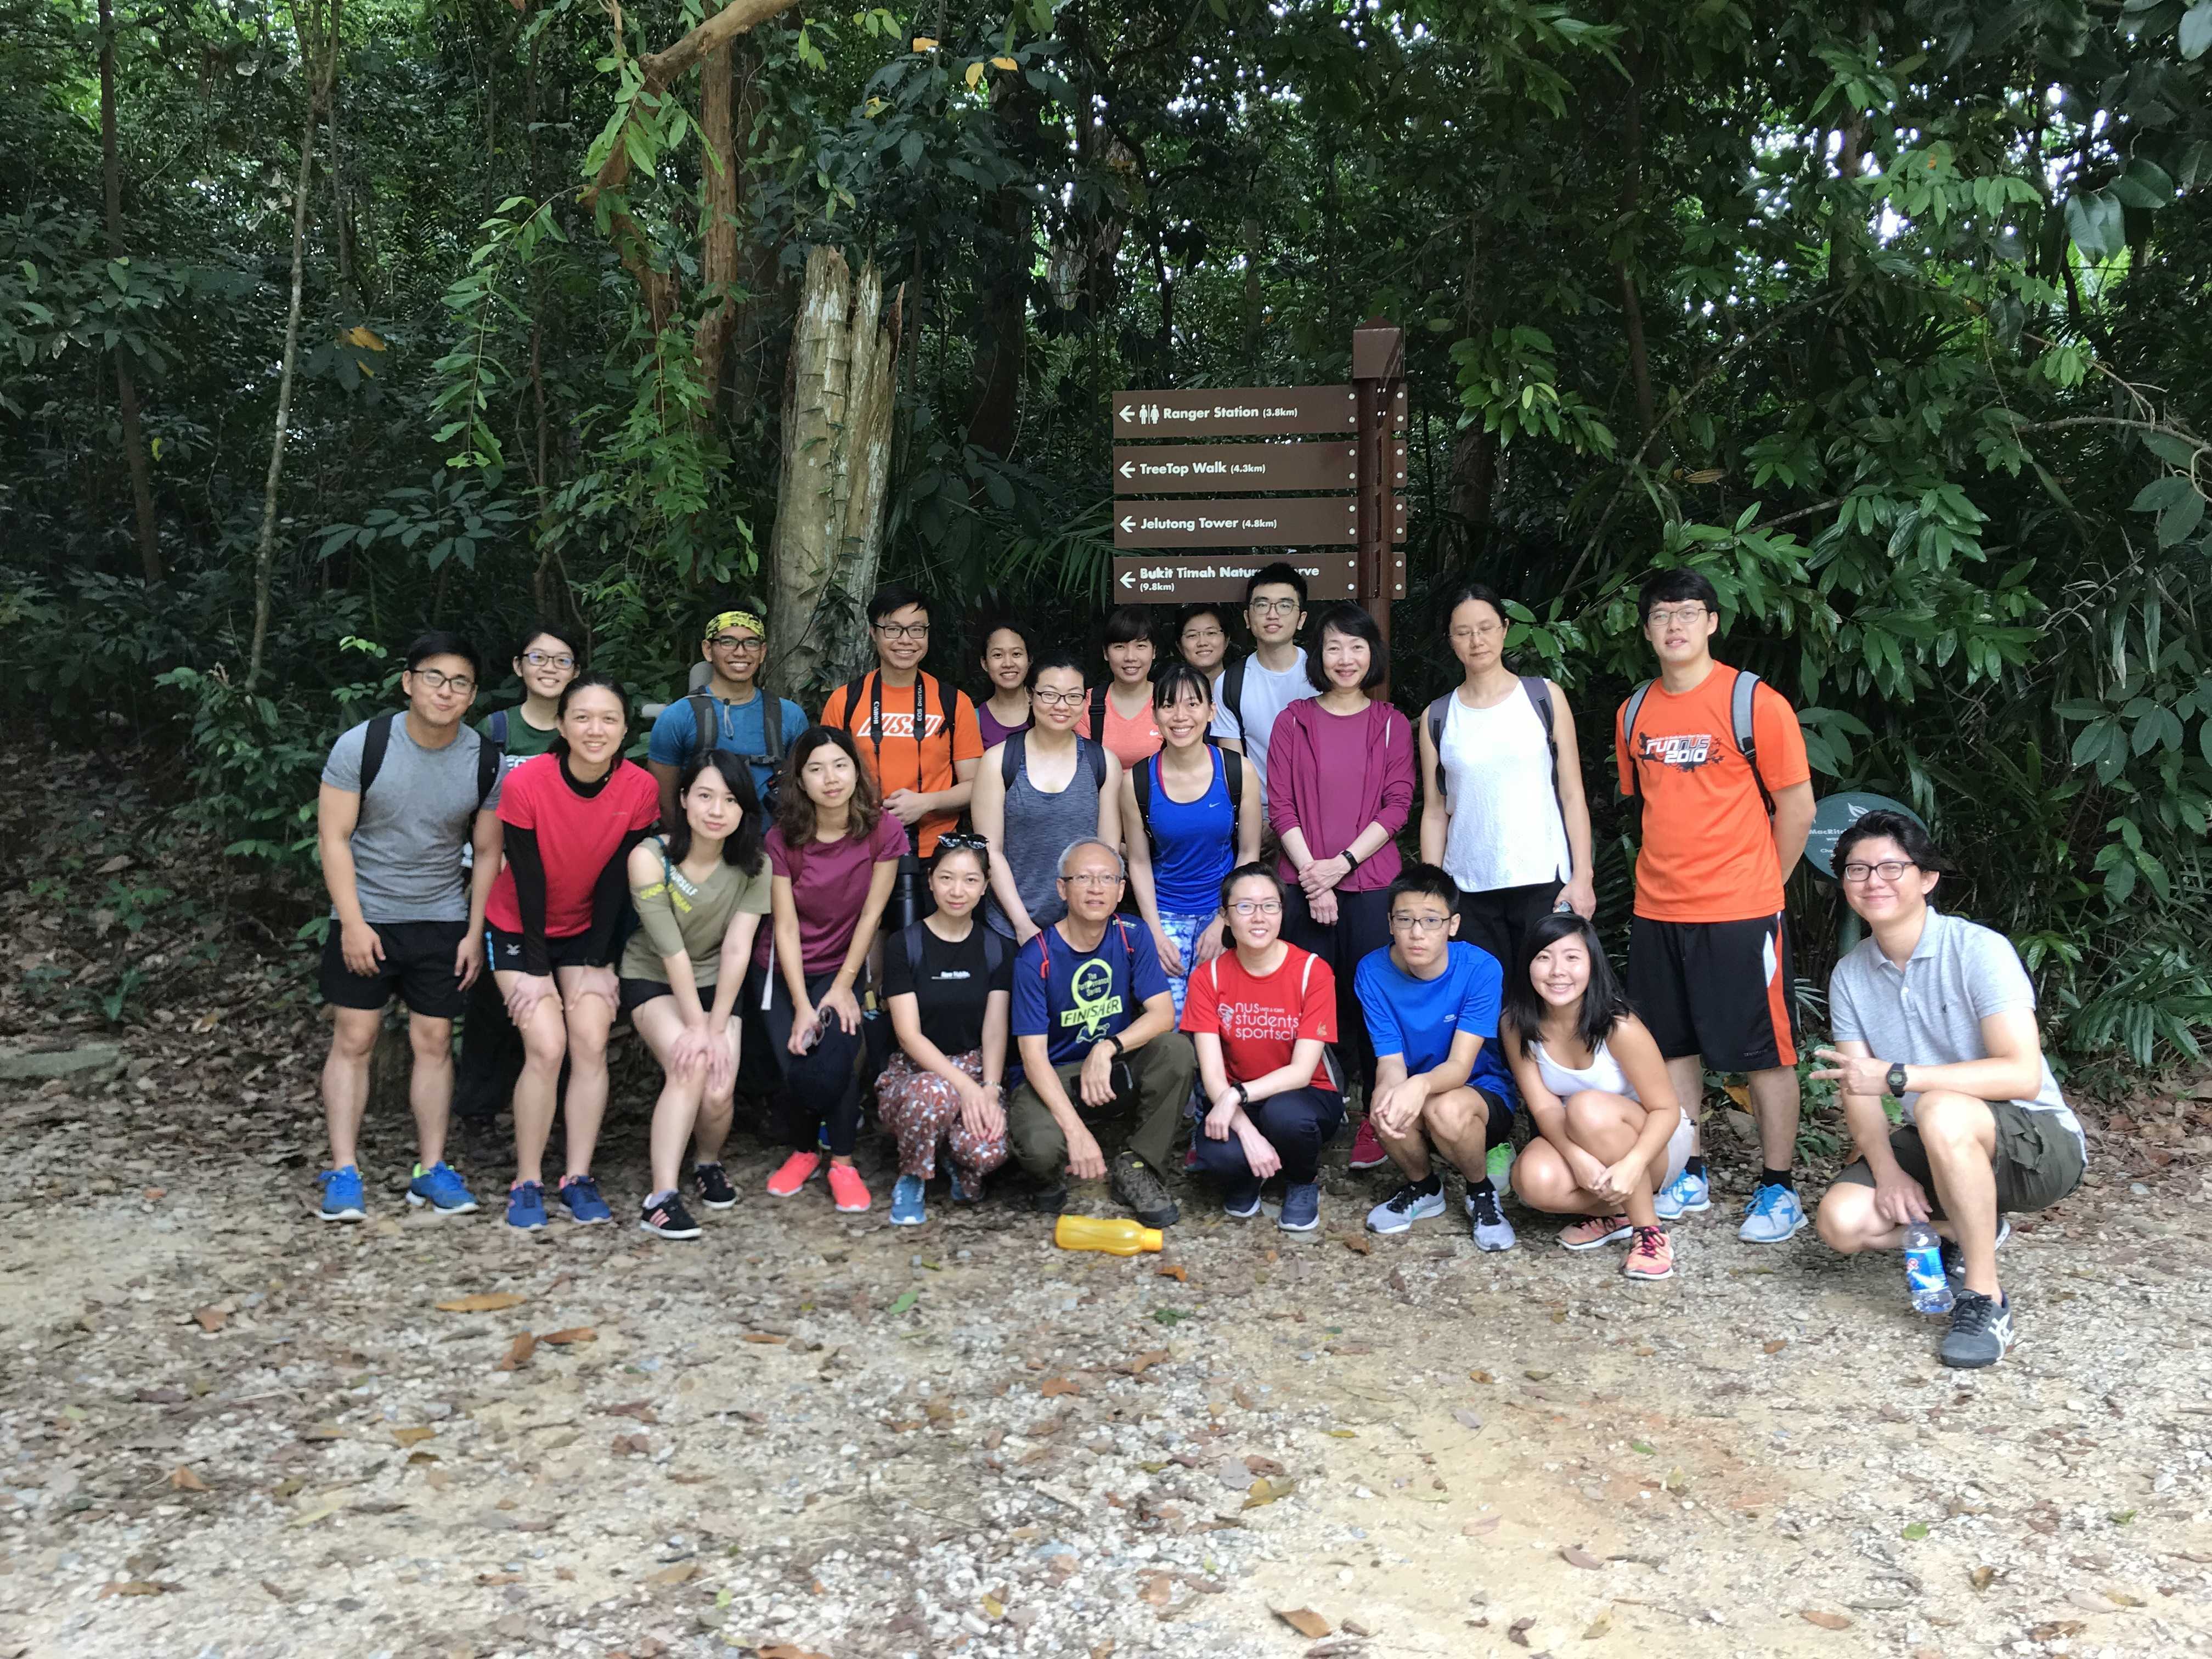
[1614,569,1815,1246]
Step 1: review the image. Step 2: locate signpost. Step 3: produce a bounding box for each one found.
[1108,321,1408,663]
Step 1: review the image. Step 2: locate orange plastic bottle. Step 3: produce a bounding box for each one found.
[1053,1215,1164,1256]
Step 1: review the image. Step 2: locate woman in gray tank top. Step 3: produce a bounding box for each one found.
[968,651,1125,941]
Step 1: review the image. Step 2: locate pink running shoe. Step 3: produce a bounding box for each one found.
[827,1162,872,1214]
[1559,1214,1633,1250]
[766,1151,820,1197]
[1347,1118,1390,1171]
[1622,1225,1675,1280]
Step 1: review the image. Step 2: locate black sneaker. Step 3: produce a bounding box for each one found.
[693,1161,737,1210]
[639,1192,702,1240]
[1939,1289,2013,1369]
[1029,1184,1070,1214]
[1940,1217,2010,1285]
[1110,1152,1180,1228]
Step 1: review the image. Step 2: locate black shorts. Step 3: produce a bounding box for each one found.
[1454,881,1562,977]
[488,926,603,975]
[1466,1085,1515,1149]
[1627,911,1797,1071]
[618,976,672,1017]
[319,919,469,1019]
[1832,1102,2085,1216]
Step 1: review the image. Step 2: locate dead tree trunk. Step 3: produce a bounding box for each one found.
[766,247,902,697]
[98,0,161,585]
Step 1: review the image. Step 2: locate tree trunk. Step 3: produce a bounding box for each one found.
[1447,213,1494,553]
[723,36,777,416]
[964,71,1039,465]
[99,0,161,585]
[1614,55,1657,443]
[692,11,740,411]
[249,0,333,690]
[765,248,901,698]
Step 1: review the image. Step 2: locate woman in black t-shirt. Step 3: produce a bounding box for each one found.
[880,837,1014,1224]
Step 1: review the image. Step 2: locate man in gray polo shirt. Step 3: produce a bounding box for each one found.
[1810,811,2084,1369]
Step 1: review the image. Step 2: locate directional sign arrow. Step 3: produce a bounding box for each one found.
[1118,460,1135,478]
[1118,404,1136,422]
[1119,515,1137,533]
[1119,570,1135,588]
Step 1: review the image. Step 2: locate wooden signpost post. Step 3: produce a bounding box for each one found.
[1109,319,1407,660]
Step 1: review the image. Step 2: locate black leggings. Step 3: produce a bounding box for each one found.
[1282,884,1391,1093]
[754,966,865,1156]
[1193,1085,1346,1188]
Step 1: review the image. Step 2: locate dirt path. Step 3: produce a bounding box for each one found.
[2,1073,2208,1659]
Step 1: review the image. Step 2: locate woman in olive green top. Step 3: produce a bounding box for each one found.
[620,753,772,1238]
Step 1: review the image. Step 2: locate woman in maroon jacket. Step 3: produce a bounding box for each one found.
[1263,603,1415,1171]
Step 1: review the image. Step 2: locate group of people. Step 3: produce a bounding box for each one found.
[312,566,2085,1370]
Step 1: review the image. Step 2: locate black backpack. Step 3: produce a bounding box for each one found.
[1218,655,1248,744]
[1001,728,1108,793]
[1128,746,1244,861]
[1620,668,1773,815]
[358,712,501,831]
[689,689,787,803]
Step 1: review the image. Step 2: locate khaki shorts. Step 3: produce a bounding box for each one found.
[1832,1100,2085,1216]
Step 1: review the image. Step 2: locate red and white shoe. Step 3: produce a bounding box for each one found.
[1347,1119,1390,1171]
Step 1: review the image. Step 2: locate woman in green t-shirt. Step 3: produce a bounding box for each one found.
[479,620,582,770]
[619,752,771,1238]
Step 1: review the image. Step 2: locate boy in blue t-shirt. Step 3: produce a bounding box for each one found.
[1355,862,1520,1250]
[1007,838,1195,1228]
[645,607,808,821]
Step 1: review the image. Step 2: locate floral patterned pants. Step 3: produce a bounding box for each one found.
[875,1049,1012,1181]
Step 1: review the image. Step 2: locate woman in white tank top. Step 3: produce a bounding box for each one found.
[1417,586,1596,975]
[1500,912,1691,1280]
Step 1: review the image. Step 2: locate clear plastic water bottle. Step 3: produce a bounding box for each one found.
[1903,1222,1953,1315]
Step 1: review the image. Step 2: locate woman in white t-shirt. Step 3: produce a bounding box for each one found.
[1417,584,1596,974]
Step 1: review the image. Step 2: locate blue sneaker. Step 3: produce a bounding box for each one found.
[1222,1180,1262,1221]
[407,1161,478,1216]
[1279,1182,1321,1233]
[505,1181,548,1231]
[556,1175,613,1225]
[949,1164,981,1204]
[1654,1166,1711,1220]
[318,1165,365,1222]
[1739,1181,1806,1244]
[889,1175,928,1226]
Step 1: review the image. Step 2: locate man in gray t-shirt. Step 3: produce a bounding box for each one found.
[312,633,506,1224]
[1809,810,2085,1372]
[1208,563,1318,787]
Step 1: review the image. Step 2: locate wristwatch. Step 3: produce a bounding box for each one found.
[1885,1062,1909,1098]
[1235,1082,1252,1110]
[1106,1033,1126,1058]
[1342,847,1363,873]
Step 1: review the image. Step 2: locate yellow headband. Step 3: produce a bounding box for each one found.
[704,609,765,643]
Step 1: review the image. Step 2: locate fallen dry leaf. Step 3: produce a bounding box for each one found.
[539,1326,596,1345]
[143,1187,165,1201]
[434,1292,526,1313]
[391,1427,437,1447]
[192,1306,227,1334]
[1041,1376,1082,1397]
[1339,1233,1372,1256]
[99,1580,178,1598]
[605,1401,658,1423]
[1463,1516,1502,1536]
[1272,1607,1331,1638]
[1801,1610,1853,1630]
[2067,1589,2118,1613]
[1583,1610,1615,1639]
[611,1434,650,1457]
[757,1646,831,1659]
[1970,1565,1996,1592]
[741,1332,788,1345]
[1341,1618,1374,1638]
[1121,1350,1171,1375]
[499,1331,537,1372]
[1233,1384,1257,1409]
[2030,1623,2085,1642]
[167,1464,208,1492]
[1523,1368,1553,1381]
[1508,1613,1536,1647]
[1764,1339,1789,1355]
[1453,1408,1483,1430]
[1561,1545,1603,1570]
[646,1561,696,1586]
[1140,1572,1173,1606]
[1470,1369,1493,1384]
[1243,1476,1296,1509]
[2103,1587,2145,1608]
[1156,1263,1188,1283]
[1244,1453,1286,1478]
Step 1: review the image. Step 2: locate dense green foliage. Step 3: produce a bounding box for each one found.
[4,0,2209,1073]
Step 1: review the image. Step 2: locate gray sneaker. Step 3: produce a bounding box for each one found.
[1939,1290,2013,1369]
[1464,1180,1517,1252]
[1110,1152,1180,1229]
[1366,1176,1445,1234]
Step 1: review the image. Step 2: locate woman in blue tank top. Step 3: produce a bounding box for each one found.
[1123,661,1264,1018]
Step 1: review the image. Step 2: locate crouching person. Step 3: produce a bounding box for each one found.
[1007,837,1195,1226]
[1811,812,2085,1369]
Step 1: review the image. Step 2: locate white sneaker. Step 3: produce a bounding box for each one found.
[1366,1179,1445,1234]
[1464,1181,1517,1252]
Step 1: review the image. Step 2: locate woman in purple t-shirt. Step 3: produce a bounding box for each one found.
[752,726,905,1212]
[1265,603,1415,1163]
[975,622,1036,750]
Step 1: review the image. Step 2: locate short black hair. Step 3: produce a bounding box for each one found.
[1176,602,1232,637]
[405,630,482,681]
[1305,602,1389,693]
[515,620,583,665]
[548,673,629,757]
[1384,861,1459,917]
[1637,568,1720,624]
[868,582,930,627]
[1151,659,1214,710]
[1102,605,1156,649]
[1218,861,1284,911]
[1028,646,1087,689]
[1444,584,1506,625]
[1245,561,1308,607]
[1832,809,1946,877]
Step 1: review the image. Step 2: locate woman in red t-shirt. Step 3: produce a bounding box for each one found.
[485,676,662,1230]
[1179,864,1344,1234]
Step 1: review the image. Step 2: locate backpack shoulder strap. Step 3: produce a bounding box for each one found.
[761,690,785,764]
[1731,669,1774,815]
[1002,727,1026,791]
[1520,676,1560,802]
[473,727,500,811]
[1220,744,1243,812]
[1131,751,1154,830]
[980,925,1008,984]
[838,673,870,735]
[1222,656,1246,734]
[487,708,509,748]
[687,691,718,762]
[357,711,397,798]
[1425,692,1454,797]
[1087,737,1107,792]
[1620,679,1656,801]
[901,919,927,984]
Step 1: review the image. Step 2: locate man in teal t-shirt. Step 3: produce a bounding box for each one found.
[646,606,806,820]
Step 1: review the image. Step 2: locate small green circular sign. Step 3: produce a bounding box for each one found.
[1807,792,1926,880]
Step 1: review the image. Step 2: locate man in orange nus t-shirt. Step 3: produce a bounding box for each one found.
[1615,568,1815,1246]
[818,583,984,862]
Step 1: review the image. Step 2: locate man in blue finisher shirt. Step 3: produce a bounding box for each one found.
[1007,837,1195,1229]
[646,607,808,822]
[1356,862,1521,1250]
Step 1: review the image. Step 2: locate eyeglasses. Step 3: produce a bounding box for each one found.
[1182,626,1224,641]
[1032,687,1086,708]
[875,622,930,640]
[520,651,577,669]
[1841,859,1917,884]
[1228,899,1283,918]
[1249,597,1300,617]
[1060,871,1121,888]
[1646,605,1708,628]
[1389,912,1452,934]
[1450,623,1504,642]
[410,669,476,695]
[709,635,765,653]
